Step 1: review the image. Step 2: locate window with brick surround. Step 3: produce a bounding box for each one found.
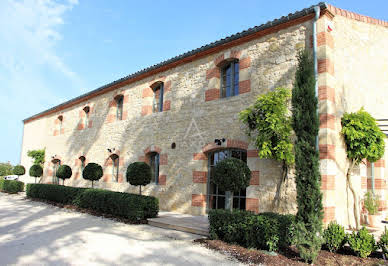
[58,115,63,133]
[114,95,124,120]
[79,156,86,172]
[52,159,61,184]
[220,59,239,98]
[110,154,119,182]
[152,82,164,113]
[83,106,90,127]
[149,152,160,184]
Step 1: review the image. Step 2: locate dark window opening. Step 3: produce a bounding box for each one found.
[83,106,90,127]
[79,156,86,172]
[221,60,239,98]
[115,95,124,120]
[149,152,160,184]
[52,159,61,184]
[110,154,119,182]
[152,83,164,113]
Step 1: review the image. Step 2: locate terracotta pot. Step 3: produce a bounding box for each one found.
[368,214,382,228]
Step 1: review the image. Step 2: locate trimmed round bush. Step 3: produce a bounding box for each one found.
[323,221,346,252]
[212,158,251,192]
[0,179,24,193]
[82,163,103,187]
[56,165,72,185]
[126,162,151,195]
[29,164,43,183]
[13,165,25,176]
[347,227,376,258]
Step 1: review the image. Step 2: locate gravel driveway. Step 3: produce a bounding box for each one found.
[0,193,243,266]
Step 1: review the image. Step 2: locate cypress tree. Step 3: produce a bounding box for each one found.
[291,50,323,263]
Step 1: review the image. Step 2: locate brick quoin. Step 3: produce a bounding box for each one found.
[378,200,387,211]
[361,176,367,189]
[367,179,386,189]
[246,198,259,213]
[319,114,336,130]
[77,123,84,130]
[159,175,166,185]
[319,144,335,160]
[192,194,206,207]
[214,54,225,66]
[206,68,220,80]
[239,80,251,94]
[247,150,259,157]
[159,154,168,165]
[226,139,249,150]
[193,171,207,183]
[142,87,154,98]
[239,57,251,70]
[164,80,172,92]
[88,120,93,128]
[250,171,260,186]
[317,31,334,49]
[193,153,207,160]
[230,50,241,59]
[318,86,335,102]
[323,206,335,223]
[106,114,115,123]
[141,106,152,116]
[205,88,220,101]
[368,159,385,168]
[318,59,334,75]
[321,175,335,190]
[163,101,171,111]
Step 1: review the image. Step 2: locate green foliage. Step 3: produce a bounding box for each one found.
[0,162,13,176]
[239,87,294,166]
[29,164,43,177]
[341,108,385,165]
[0,179,24,193]
[363,191,379,215]
[27,149,45,165]
[378,227,388,258]
[208,209,295,252]
[82,163,103,187]
[56,165,72,184]
[26,184,86,204]
[126,162,152,186]
[13,165,25,176]
[75,189,159,220]
[291,49,323,263]
[211,158,251,192]
[347,227,376,258]
[323,221,346,252]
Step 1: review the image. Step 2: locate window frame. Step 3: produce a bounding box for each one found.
[79,156,86,172]
[58,116,63,133]
[110,154,119,182]
[220,59,239,98]
[152,83,164,113]
[149,152,160,184]
[115,95,124,120]
[83,106,90,128]
[52,159,61,184]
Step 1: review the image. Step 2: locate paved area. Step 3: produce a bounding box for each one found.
[148,211,209,236]
[0,193,243,266]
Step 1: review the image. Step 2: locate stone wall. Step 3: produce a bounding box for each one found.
[21,20,313,215]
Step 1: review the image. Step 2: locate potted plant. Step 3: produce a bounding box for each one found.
[364,191,381,228]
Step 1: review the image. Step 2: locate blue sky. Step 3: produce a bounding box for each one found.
[0,0,387,165]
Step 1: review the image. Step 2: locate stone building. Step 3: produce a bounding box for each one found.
[20,3,388,228]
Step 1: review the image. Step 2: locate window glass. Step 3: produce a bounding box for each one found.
[79,156,86,172]
[111,155,119,182]
[221,60,239,98]
[150,152,160,184]
[153,83,164,113]
[115,96,123,120]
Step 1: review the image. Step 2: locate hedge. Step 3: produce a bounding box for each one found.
[26,184,86,204]
[0,179,24,194]
[75,189,159,220]
[26,184,159,221]
[209,209,295,252]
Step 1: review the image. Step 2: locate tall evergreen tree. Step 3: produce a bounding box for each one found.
[291,50,323,263]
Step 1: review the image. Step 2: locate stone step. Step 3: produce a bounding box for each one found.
[148,219,209,236]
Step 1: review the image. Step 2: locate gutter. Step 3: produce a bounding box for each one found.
[313,5,321,151]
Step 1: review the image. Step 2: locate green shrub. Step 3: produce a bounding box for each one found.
[0,179,24,193]
[29,164,43,183]
[208,209,295,252]
[13,165,25,176]
[378,227,388,258]
[126,162,151,195]
[56,165,72,185]
[82,163,103,188]
[75,189,159,220]
[364,191,379,215]
[323,221,346,252]
[26,184,86,204]
[347,227,376,258]
[212,158,251,192]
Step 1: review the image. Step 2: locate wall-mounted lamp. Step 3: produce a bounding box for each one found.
[214,138,226,146]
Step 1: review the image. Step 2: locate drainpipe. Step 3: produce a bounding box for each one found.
[371,162,375,195]
[313,5,320,151]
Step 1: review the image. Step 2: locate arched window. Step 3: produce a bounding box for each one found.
[220,59,239,98]
[83,106,90,127]
[207,149,247,210]
[79,156,86,172]
[52,159,61,184]
[58,115,63,132]
[152,82,164,113]
[114,95,124,120]
[149,152,160,184]
[110,154,119,182]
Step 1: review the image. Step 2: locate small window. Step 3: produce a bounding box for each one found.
[52,159,61,184]
[115,95,124,120]
[58,115,63,132]
[221,60,239,98]
[152,83,164,113]
[79,156,86,172]
[110,154,119,182]
[149,152,160,184]
[83,106,90,127]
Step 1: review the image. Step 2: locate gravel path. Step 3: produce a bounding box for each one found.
[0,193,243,266]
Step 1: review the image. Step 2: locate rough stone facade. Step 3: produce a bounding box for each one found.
[20,4,388,227]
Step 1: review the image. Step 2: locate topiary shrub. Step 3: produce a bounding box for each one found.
[378,226,388,259]
[82,163,103,188]
[29,164,43,183]
[0,179,24,193]
[212,158,251,210]
[13,165,25,177]
[56,165,72,185]
[323,221,346,252]
[126,162,151,195]
[26,184,86,204]
[347,227,376,258]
